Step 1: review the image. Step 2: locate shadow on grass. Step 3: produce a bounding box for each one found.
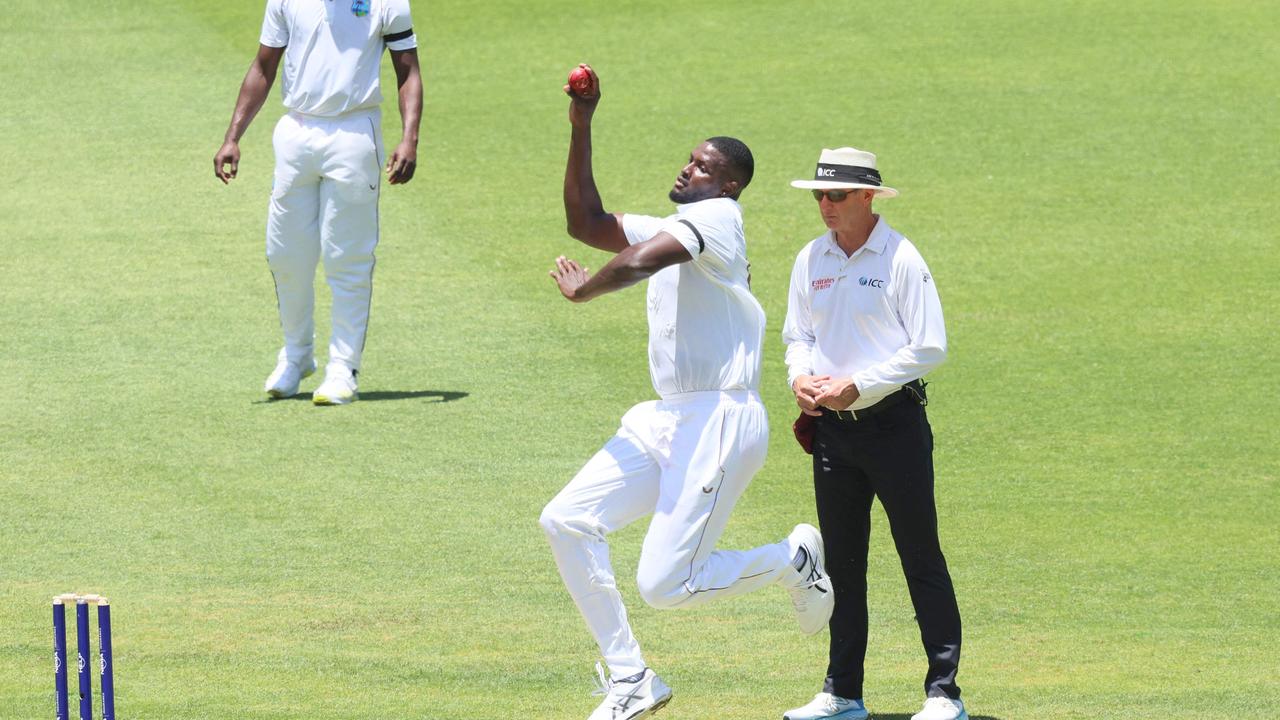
[872,715,1001,720]
[255,390,469,404]
[359,390,468,402]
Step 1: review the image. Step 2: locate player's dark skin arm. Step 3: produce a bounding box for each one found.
[386,48,422,184]
[550,234,692,303]
[562,64,629,253]
[214,44,284,184]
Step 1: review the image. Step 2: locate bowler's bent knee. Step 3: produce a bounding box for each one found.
[539,502,596,544]
[538,503,568,540]
[635,565,693,610]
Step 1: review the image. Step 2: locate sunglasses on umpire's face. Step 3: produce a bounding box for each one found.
[812,188,857,202]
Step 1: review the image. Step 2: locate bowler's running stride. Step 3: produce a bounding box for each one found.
[540,65,835,720]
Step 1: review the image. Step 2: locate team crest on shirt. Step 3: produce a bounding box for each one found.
[811,277,835,291]
[351,0,370,16]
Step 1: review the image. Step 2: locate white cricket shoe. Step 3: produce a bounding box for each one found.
[587,663,672,720]
[783,693,869,720]
[312,364,358,405]
[780,523,834,634]
[911,696,968,720]
[264,350,316,398]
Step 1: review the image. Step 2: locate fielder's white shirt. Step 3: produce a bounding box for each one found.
[260,0,417,118]
[782,216,947,410]
[622,198,765,398]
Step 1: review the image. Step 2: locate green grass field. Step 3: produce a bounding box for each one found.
[2,1,1277,718]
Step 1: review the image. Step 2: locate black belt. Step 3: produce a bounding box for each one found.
[823,380,927,422]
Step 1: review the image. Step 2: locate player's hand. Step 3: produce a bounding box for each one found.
[549,255,591,302]
[387,141,417,184]
[814,377,860,411]
[214,140,240,184]
[565,64,600,128]
[793,375,831,416]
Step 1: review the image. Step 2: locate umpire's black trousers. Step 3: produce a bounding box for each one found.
[812,395,962,701]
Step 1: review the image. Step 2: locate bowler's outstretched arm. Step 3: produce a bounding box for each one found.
[550,234,692,302]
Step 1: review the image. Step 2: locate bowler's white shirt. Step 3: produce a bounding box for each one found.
[782,216,946,410]
[622,198,765,398]
[260,0,417,118]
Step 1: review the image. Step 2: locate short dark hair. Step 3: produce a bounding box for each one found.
[705,136,754,194]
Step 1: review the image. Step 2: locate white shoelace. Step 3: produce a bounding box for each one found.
[788,547,830,611]
[591,661,613,697]
[922,696,960,715]
[801,693,849,713]
[802,548,830,589]
[592,662,650,714]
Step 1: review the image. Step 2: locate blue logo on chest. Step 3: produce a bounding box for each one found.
[858,276,885,288]
[351,0,370,17]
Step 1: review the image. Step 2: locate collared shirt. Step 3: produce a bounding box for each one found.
[260,0,417,118]
[782,216,946,410]
[622,198,765,398]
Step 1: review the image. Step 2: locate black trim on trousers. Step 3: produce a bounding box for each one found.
[357,115,382,364]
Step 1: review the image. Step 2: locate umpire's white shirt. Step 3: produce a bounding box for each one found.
[782,216,946,410]
[260,0,417,118]
[622,198,765,398]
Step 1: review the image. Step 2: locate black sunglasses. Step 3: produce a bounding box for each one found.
[812,189,856,202]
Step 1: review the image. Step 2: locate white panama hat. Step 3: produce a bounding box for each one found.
[790,147,899,198]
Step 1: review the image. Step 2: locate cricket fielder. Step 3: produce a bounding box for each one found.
[214,0,423,405]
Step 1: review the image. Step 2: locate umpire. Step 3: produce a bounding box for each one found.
[780,148,967,720]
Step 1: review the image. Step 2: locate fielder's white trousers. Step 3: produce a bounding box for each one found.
[540,390,791,678]
[266,109,383,370]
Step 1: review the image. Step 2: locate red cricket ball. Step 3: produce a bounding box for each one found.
[568,66,592,94]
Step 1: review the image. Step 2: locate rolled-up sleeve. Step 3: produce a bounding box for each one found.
[782,250,816,390]
[849,248,947,395]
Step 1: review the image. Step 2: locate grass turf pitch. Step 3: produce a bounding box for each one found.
[1,1,1277,718]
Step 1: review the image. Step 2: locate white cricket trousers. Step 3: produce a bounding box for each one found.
[266,109,383,370]
[540,390,791,678]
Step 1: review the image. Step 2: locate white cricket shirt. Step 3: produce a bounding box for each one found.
[260,0,417,118]
[782,216,947,410]
[622,198,765,398]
